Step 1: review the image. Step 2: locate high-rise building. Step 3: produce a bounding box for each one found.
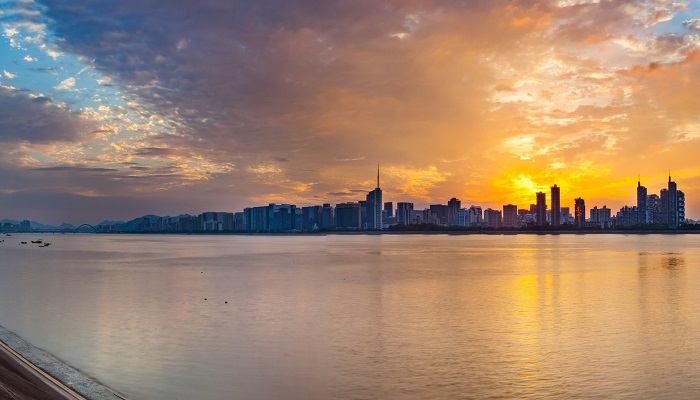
[321,203,335,229]
[550,184,561,226]
[574,198,585,228]
[335,202,362,229]
[384,202,393,218]
[678,190,685,224]
[484,208,502,228]
[429,204,449,226]
[660,188,669,226]
[536,192,547,226]
[456,208,468,227]
[615,206,638,227]
[648,194,661,224]
[302,206,323,231]
[503,204,518,228]
[468,206,483,226]
[19,220,31,232]
[365,166,383,230]
[234,212,244,230]
[396,202,414,225]
[667,174,679,228]
[244,206,270,231]
[590,206,611,228]
[637,179,647,224]
[561,207,572,224]
[268,204,297,231]
[447,198,461,226]
[200,211,234,231]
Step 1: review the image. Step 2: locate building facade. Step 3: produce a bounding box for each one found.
[574,198,585,228]
[536,192,547,226]
[550,184,561,226]
[503,204,518,228]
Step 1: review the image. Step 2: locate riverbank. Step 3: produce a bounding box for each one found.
[0,339,84,400]
[0,326,127,400]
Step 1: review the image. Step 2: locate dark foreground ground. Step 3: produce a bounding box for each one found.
[0,340,83,400]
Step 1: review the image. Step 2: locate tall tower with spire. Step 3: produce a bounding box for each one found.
[667,171,678,228]
[637,177,647,224]
[365,164,383,230]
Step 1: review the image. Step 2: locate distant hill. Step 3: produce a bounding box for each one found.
[2,213,196,232]
[0,219,63,230]
[94,220,126,227]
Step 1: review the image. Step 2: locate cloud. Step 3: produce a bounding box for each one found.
[23,55,37,62]
[32,166,118,172]
[0,0,697,222]
[2,70,16,79]
[55,76,75,90]
[0,86,97,143]
[133,147,174,157]
[682,18,700,31]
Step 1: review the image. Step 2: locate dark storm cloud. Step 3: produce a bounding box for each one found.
[0,86,97,143]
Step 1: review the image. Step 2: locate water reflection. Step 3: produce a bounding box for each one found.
[661,254,685,271]
[4,234,700,399]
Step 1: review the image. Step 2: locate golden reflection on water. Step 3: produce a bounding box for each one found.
[508,247,566,395]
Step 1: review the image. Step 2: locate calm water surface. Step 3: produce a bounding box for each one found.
[1,234,700,399]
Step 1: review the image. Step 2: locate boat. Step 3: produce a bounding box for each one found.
[31,240,43,244]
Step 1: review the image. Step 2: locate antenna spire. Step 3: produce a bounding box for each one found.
[377,164,380,188]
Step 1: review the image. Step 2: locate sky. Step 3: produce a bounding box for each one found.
[1,0,700,225]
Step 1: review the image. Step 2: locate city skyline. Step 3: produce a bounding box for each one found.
[2,1,700,224]
[1,169,689,230]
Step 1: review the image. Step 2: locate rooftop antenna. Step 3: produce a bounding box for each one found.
[669,169,671,183]
[377,164,380,188]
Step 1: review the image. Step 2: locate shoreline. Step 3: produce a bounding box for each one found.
[15,229,700,236]
[0,339,85,400]
[0,326,127,400]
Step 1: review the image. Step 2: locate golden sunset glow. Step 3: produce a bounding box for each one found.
[1,1,700,223]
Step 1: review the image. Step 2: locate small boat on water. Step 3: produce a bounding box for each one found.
[31,240,43,244]
[20,241,27,244]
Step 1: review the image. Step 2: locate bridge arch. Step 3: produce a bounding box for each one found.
[74,224,98,233]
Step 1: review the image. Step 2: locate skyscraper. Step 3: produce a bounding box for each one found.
[447,198,461,226]
[536,191,547,226]
[637,179,647,224]
[484,208,502,228]
[321,203,335,229]
[647,194,661,224]
[503,204,518,228]
[384,202,393,218]
[365,165,383,230]
[667,173,678,228]
[396,202,414,225]
[335,202,362,229]
[574,197,585,228]
[590,206,611,228]
[550,184,561,226]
